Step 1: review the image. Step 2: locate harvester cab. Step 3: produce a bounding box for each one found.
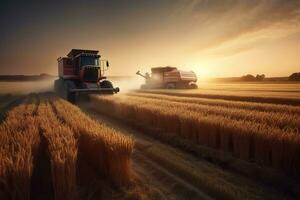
[54,49,119,102]
[136,66,198,89]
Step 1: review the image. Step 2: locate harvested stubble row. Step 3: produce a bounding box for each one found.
[37,98,78,200]
[91,95,300,177]
[0,96,39,200]
[51,97,134,186]
[128,93,300,131]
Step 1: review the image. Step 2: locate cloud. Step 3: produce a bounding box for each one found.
[181,0,300,53]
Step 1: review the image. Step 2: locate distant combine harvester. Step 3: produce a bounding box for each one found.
[136,66,198,89]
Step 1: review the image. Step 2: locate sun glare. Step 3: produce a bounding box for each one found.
[190,66,213,81]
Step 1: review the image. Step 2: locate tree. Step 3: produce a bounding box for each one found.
[289,73,300,81]
[241,74,256,81]
[256,74,265,81]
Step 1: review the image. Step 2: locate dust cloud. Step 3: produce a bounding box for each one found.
[0,76,143,95]
[0,79,55,94]
[110,76,144,93]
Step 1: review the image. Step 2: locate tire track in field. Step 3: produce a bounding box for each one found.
[133,148,212,200]
[30,94,55,200]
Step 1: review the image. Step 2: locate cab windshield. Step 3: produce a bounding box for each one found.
[80,56,99,66]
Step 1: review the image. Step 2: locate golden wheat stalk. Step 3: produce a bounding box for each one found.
[36,96,78,200]
[50,96,134,187]
[129,92,300,115]
[0,97,39,200]
[92,94,300,176]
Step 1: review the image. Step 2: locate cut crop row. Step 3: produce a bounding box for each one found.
[130,92,300,116]
[121,95,300,132]
[0,96,39,200]
[136,90,300,106]
[0,94,135,199]
[37,97,78,200]
[51,97,134,187]
[91,95,300,177]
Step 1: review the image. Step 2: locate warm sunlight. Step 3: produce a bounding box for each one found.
[1,1,300,199]
[191,66,213,80]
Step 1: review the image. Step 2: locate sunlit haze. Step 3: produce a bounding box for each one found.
[0,0,299,78]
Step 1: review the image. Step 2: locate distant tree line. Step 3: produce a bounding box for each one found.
[240,72,300,82]
[289,73,300,81]
[241,74,266,81]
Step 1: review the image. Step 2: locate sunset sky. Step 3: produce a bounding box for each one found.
[0,0,299,78]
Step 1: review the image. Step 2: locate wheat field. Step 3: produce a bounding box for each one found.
[91,92,300,177]
[0,94,134,199]
[1,90,299,199]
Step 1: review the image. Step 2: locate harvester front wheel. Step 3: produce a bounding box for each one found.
[54,79,64,96]
[166,83,176,89]
[63,80,76,103]
[190,83,198,89]
[100,80,114,94]
[54,79,60,94]
[100,80,113,88]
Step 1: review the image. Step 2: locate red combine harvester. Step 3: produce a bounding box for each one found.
[54,49,119,102]
[136,67,198,89]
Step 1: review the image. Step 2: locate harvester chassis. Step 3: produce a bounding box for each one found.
[55,79,119,102]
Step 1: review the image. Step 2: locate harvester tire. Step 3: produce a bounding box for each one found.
[190,83,198,89]
[54,79,64,96]
[166,83,176,89]
[54,79,60,94]
[63,80,76,103]
[100,80,114,94]
[100,80,113,88]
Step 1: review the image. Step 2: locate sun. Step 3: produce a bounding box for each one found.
[183,59,216,80]
[188,65,213,81]
[197,67,213,79]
